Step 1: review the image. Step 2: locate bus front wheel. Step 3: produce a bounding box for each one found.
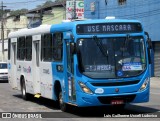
[58,91,68,112]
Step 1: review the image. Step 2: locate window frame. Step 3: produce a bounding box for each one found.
[52,32,63,61]
[41,32,63,62]
[25,36,32,61]
[41,33,53,62]
[17,36,25,60]
[118,0,126,5]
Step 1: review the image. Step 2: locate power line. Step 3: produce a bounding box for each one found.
[3,0,52,10]
[4,0,48,5]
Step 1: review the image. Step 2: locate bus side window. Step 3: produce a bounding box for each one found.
[17,36,25,60]
[53,33,63,61]
[41,34,53,61]
[8,38,11,60]
[25,36,32,61]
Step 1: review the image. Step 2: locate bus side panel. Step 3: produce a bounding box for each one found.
[40,62,53,99]
[51,62,67,101]
[17,61,34,94]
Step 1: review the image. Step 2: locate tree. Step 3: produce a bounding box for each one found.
[36,0,54,8]
[55,0,66,2]
[43,1,54,7]
[10,9,28,16]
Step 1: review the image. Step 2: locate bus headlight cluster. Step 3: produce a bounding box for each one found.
[139,77,150,91]
[79,82,93,94]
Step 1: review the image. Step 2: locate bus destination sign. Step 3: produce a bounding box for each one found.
[76,23,142,34]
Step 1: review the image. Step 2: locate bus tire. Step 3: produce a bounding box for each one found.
[58,90,67,112]
[21,78,29,100]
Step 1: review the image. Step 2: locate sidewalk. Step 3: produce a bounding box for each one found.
[150,77,160,88]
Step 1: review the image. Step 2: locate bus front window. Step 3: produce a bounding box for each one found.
[77,37,146,79]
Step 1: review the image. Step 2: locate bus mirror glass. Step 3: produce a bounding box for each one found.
[147,38,152,49]
[145,31,152,49]
[64,32,74,41]
[70,42,76,54]
[70,34,74,41]
[147,48,152,64]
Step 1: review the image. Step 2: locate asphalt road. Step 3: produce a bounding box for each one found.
[0,77,160,121]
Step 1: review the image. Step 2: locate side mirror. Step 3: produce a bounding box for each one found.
[70,42,76,54]
[147,38,152,49]
[145,32,152,49]
[64,32,74,41]
[145,32,152,64]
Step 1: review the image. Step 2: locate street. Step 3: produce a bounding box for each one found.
[0,77,160,120]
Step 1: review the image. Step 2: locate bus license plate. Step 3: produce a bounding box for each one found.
[111,100,124,105]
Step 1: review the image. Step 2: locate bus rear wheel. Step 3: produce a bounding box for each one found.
[58,91,68,112]
[21,78,29,100]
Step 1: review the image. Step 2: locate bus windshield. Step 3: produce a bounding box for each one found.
[77,36,146,79]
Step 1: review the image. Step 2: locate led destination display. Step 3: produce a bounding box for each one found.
[76,23,142,34]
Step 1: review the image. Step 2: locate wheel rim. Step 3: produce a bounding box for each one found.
[22,83,26,97]
[58,91,67,111]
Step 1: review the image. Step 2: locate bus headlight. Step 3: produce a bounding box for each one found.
[79,82,93,94]
[139,77,150,91]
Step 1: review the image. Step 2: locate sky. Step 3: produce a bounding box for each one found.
[2,0,55,10]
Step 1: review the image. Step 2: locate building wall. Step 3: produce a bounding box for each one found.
[84,0,160,41]
[4,15,28,39]
[0,15,28,61]
[42,7,66,25]
[0,40,8,62]
[0,6,65,61]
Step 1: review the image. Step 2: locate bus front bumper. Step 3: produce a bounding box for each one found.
[76,87,149,107]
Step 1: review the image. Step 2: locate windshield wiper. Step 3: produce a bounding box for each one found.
[93,36,109,63]
[119,34,131,64]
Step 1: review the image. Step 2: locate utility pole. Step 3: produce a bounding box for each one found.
[0,1,6,62]
[40,7,43,25]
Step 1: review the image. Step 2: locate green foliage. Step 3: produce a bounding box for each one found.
[36,0,66,8]
[43,1,54,7]
[55,0,66,1]
[36,0,54,8]
[10,9,28,16]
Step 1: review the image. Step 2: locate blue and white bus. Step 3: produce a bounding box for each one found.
[8,19,152,111]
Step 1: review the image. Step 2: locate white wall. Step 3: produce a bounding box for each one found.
[0,39,8,62]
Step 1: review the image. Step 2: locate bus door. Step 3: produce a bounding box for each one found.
[32,35,41,94]
[10,38,17,89]
[66,42,76,102]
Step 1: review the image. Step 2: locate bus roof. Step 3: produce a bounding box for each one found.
[8,19,142,38]
[8,24,51,38]
[50,19,142,33]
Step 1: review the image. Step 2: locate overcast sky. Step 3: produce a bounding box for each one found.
[2,0,55,10]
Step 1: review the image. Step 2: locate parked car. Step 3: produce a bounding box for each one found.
[0,62,8,82]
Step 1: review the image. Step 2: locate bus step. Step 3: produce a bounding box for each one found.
[34,93,41,98]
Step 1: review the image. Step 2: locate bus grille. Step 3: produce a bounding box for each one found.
[91,80,139,86]
[97,94,136,104]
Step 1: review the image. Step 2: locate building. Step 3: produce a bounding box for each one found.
[84,0,160,76]
[27,1,66,27]
[0,13,28,62]
[0,1,66,62]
